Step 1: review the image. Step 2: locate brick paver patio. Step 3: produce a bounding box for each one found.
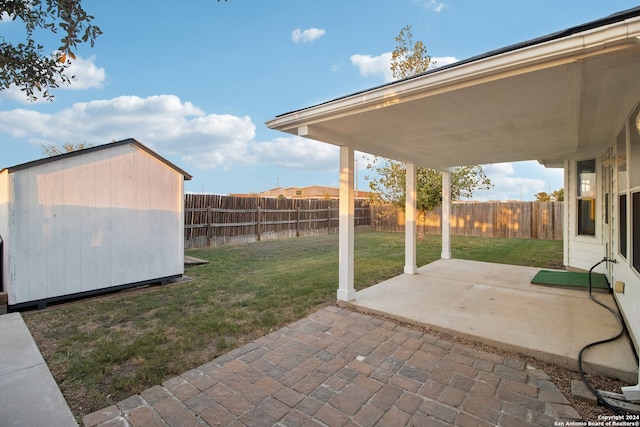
[83,306,581,426]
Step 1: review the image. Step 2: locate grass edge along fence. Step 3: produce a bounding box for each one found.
[370,201,563,240]
[185,194,371,248]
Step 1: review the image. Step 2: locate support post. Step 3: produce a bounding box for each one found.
[337,146,355,302]
[404,162,417,274]
[441,169,452,259]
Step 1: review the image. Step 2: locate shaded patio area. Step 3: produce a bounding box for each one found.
[345,259,638,384]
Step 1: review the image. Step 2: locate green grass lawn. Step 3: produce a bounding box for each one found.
[23,231,563,418]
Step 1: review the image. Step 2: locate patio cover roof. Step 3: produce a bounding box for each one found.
[267,7,640,169]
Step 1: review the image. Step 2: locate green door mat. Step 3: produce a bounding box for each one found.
[531,270,610,292]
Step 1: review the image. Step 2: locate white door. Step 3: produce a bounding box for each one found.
[603,158,615,280]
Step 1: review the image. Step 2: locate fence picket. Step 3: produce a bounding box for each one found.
[369,201,563,240]
[184,195,371,248]
[184,196,562,248]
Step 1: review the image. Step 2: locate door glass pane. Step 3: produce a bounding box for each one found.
[578,199,595,235]
[617,127,627,191]
[631,104,640,188]
[620,194,627,258]
[634,192,640,271]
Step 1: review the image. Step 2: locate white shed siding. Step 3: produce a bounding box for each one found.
[0,169,8,293]
[5,142,186,306]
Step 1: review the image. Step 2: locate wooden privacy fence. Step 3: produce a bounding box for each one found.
[370,201,563,240]
[184,194,371,248]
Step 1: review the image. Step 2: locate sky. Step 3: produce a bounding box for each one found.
[1,1,637,201]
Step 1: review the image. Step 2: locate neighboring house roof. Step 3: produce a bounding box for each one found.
[266,7,640,169]
[2,138,192,180]
[259,185,372,199]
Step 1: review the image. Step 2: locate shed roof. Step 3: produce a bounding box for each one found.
[267,7,640,169]
[2,138,192,180]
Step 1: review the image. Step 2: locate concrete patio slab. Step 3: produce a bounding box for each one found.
[346,259,638,384]
[0,312,77,427]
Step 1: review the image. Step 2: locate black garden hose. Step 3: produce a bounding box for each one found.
[577,258,631,415]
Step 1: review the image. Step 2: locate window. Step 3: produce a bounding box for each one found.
[634,192,640,272]
[620,194,627,259]
[631,103,640,188]
[577,159,596,236]
[617,128,627,192]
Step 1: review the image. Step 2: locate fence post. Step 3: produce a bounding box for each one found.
[551,202,556,240]
[206,207,212,247]
[328,206,332,231]
[256,205,261,241]
[296,207,301,237]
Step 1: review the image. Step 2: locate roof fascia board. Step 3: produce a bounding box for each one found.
[130,140,193,180]
[266,17,640,133]
[3,138,192,180]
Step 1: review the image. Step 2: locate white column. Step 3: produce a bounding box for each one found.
[404,162,417,274]
[337,146,355,302]
[441,169,452,259]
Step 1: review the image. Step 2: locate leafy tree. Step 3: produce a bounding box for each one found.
[535,189,564,202]
[41,142,94,156]
[367,159,491,211]
[1,0,102,101]
[366,25,492,212]
[534,192,551,202]
[552,188,564,202]
[390,25,434,80]
[1,0,228,101]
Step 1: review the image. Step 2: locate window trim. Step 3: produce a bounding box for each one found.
[619,193,628,260]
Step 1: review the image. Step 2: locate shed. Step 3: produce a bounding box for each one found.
[0,138,192,309]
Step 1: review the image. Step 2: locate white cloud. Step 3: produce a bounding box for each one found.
[474,162,551,201]
[351,52,458,83]
[291,28,326,43]
[63,55,107,90]
[0,54,106,103]
[250,137,338,171]
[350,53,393,82]
[413,0,445,12]
[485,163,514,176]
[432,56,458,68]
[0,94,342,172]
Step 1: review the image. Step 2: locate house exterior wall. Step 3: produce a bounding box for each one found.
[607,104,640,354]
[5,143,184,306]
[564,101,640,355]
